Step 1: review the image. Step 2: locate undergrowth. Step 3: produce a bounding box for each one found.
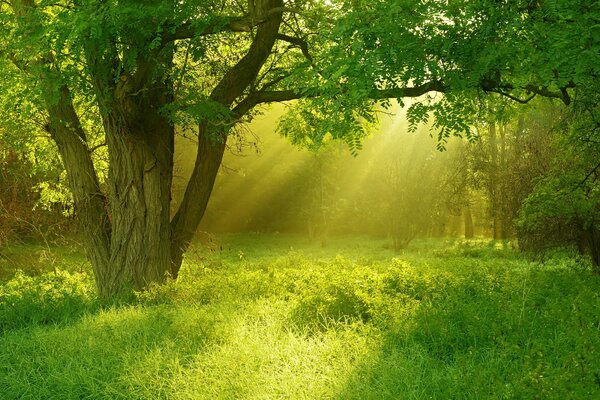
[1,236,599,399]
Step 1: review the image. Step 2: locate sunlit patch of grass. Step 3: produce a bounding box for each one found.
[165,301,377,400]
[0,270,98,331]
[1,235,599,399]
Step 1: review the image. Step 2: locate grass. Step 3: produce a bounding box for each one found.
[0,240,87,280]
[1,235,599,399]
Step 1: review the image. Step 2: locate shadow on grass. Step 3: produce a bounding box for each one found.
[331,266,600,399]
[0,302,234,399]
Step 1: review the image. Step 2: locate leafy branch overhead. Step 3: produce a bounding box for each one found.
[1,1,590,145]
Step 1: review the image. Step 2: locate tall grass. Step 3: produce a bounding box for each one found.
[1,236,599,399]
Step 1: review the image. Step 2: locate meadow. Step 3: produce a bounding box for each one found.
[1,235,599,399]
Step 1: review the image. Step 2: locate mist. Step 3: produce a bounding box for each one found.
[172,104,485,247]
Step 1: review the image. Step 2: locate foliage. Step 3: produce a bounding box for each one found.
[517,102,600,269]
[455,102,566,239]
[2,0,596,171]
[0,139,72,243]
[279,0,600,147]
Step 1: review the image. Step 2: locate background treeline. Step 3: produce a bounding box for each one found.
[0,136,73,245]
[1,100,599,268]
[194,101,598,265]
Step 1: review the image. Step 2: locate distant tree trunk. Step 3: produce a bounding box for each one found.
[583,225,600,273]
[306,154,329,246]
[493,218,504,241]
[463,206,474,239]
[437,221,446,237]
[488,122,503,240]
[498,124,509,239]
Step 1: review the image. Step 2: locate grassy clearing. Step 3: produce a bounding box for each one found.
[1,235,599,399]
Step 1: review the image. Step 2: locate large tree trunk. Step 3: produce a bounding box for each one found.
[99,107,174,296]
[77,0,177,296]
[45,86,112,290]
[85,69,175,296]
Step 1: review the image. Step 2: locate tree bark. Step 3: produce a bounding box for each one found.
[44,86,111,291]
[98,102,174,295]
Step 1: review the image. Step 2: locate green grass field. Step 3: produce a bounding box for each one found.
[1,235,599,399]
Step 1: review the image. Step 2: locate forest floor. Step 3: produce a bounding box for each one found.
[0,235,599,399]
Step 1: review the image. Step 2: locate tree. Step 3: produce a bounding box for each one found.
[1,0,597,296]
[1,0,310,296]
[518,100,600,272]
[444,102,566,241]
[378,129,452,249]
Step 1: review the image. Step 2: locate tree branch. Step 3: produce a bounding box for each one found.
[236,79,447,110]
[163,7,300,42]
[89,142,107,153]
[576,160,600,190]
[523,83,574,105]
[234,74,580,118]
[276,33,313,62]
[487,89,537,104]
[257,73,290,91]
[370,80,446,99]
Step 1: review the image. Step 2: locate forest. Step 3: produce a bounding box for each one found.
[0,0,599,398]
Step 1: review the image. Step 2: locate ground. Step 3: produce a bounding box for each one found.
[1,235,599,399]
